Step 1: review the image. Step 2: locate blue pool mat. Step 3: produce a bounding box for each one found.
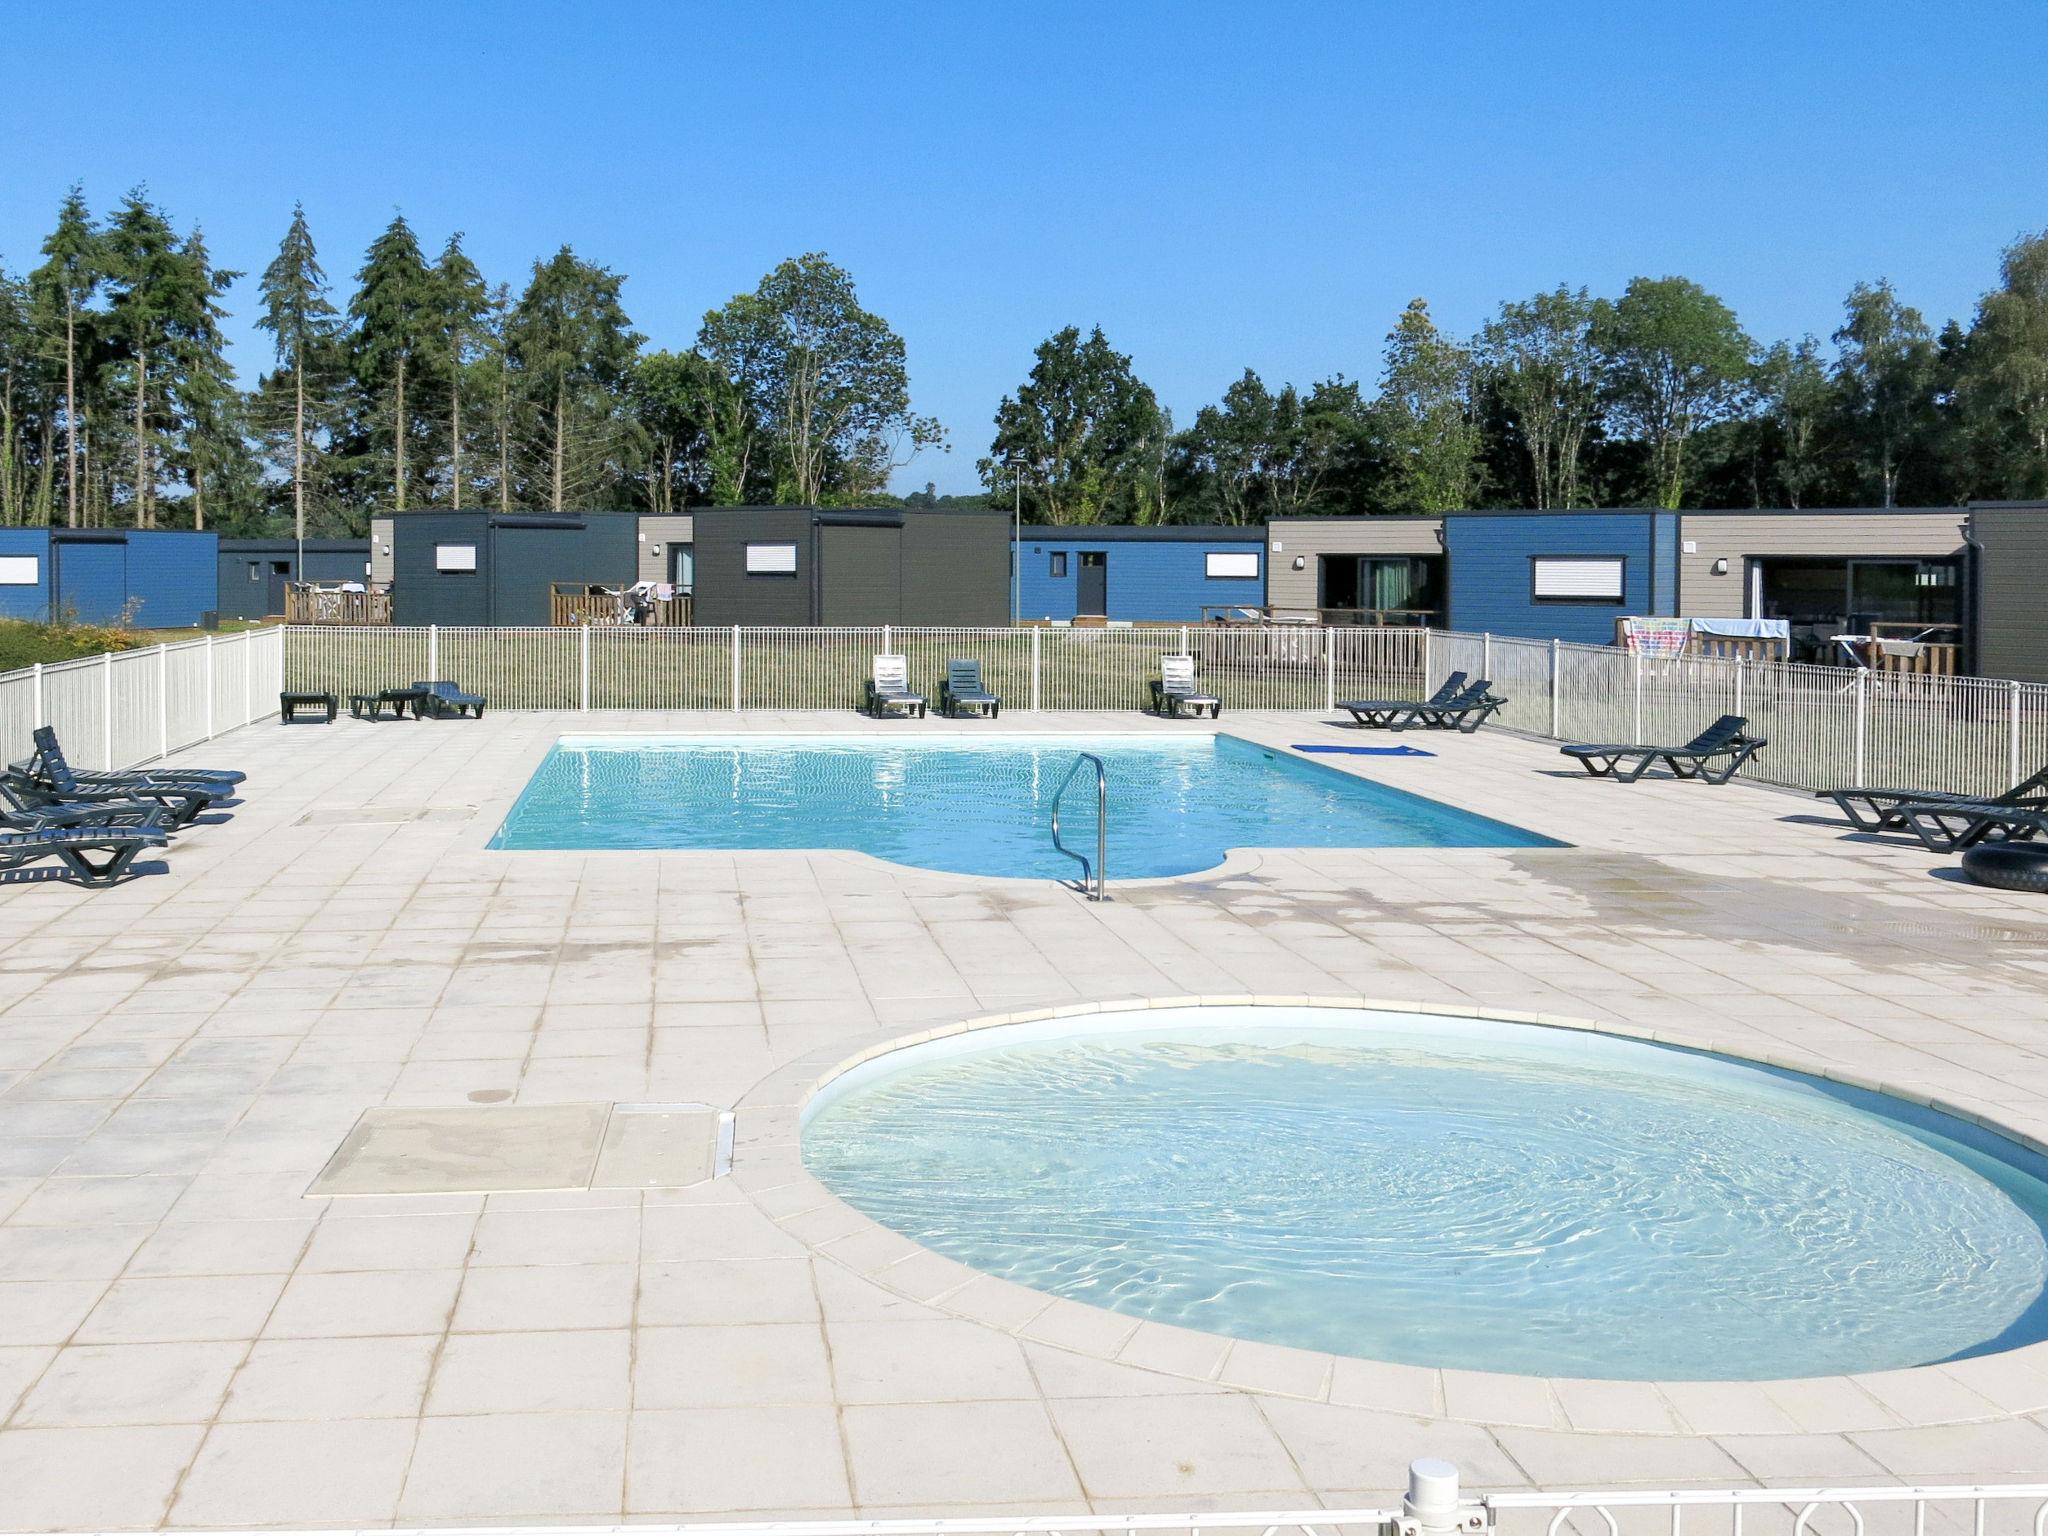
[1293,744,1435,757]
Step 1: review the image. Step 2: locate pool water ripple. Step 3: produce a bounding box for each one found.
[801,1010,2048,1381]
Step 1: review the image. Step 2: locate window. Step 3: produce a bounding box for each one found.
[745,542,798,576]
[435,543,478,573]
[1205,550,1260,580]
[1531,556,1625,603]
[0,555,39,586]
[1049,551,1068,577]
[247,564,261,582]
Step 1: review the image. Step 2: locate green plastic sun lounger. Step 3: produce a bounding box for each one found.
[410,680,487,718]
[0,819,169,886]
[1819,764,2048,833]
[1338,671,1468,729]
[28,726,243,789]
[1891,799,2048,855]
[939,658,1001,718]
[1560,714,1764,784]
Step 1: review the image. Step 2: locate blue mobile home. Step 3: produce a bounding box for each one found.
[1015,526,1266,623]
[1443,511,1679,644]
[0,529,219,628]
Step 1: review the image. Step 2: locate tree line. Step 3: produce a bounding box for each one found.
[0,184,2044,534]
[979,247,2048,523]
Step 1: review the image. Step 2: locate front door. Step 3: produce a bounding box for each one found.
[266,563,290,617]
[1077,551,1108,617]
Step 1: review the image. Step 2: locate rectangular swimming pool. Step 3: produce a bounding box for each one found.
[489,734,1560,879]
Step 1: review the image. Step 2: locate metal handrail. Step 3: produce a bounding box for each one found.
[1048,751,1107,901]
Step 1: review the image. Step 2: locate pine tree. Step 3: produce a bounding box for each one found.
[349,215,436,511]
[164,226,242,530]
[429,233,490,508]
[99,189,183,527]
[256,204,339,545]
[29,187,102,527]
[504,247,641,512]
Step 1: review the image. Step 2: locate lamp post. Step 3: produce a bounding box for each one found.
[1009,453,1025,626]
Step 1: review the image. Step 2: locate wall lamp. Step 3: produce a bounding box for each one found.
[1712,558,1729,575]
[1293,556,1306,571]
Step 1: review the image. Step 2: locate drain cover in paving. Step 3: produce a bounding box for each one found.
[307,1101,723,1197]
[309,1103,611,1196]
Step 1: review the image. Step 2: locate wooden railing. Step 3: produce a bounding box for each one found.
[549,589,693,626]
[284,587,391,625]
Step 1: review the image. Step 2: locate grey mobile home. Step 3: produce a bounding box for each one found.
[693,507,1008,627]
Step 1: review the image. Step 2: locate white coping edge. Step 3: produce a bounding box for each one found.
[728,995,2048,1437]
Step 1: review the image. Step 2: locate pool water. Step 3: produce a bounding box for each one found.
[488,734,1557,876]
[802,1007,2048,1381]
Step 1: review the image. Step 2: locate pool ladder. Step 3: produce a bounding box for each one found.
[1049,752,1108,901]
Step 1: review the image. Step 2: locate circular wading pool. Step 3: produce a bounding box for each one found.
[800,1006,2048,1381]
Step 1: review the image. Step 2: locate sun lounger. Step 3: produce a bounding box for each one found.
[1818,765,2048,833]
[1338,672,1468,729]
[1,780,168,834]
[1410,679,1504,733]
[0,818,169,886]
[7,726,233,827]
[27,726,243,789]
[1151,655,1221,719]
[410,680,487,719]
[939,659,1001,719]
[865,655,926,718]
[1891,800,2048,855]
[1560,714,1764,784]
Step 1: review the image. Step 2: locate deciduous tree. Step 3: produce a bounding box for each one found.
[1375,298,1482,514]
[1475,286,1600,509]
[698,253,942,505]
[1959,231,2048,498]
[1833,280,1936,506]
[1593,277,1752,509]
[980,325,1164,524]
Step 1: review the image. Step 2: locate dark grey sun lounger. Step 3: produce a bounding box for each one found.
[1890,799,2048,855]
[411,680,487,718]
[0,819,169,888]
[7,727,233,827]
[939,659,1001,718]
[1560,714,1764,784]
[28,726,243,789]
[1819,765,2048,834]
[1339,672,1468,729]
[1361,679,1502,733]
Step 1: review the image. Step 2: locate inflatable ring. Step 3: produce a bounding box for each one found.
[1961,843,2048,894]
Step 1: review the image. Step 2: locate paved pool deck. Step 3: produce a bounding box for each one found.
[3,708,2048,1529]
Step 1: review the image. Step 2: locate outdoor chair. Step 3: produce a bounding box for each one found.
[1366,679,1502,733]
[1818,764,2048,834]
[7,727,234,827]
[27,726,243,789]
[939,658,1001,719]
[1150,655,1221,719]
[0,821,169,887]
[349,686,429,721]
[1889,799,2048,855]
[410,680,488,719]
[1338,671,1469,729]
[865,655,926,718]
[1560,714,1765,784]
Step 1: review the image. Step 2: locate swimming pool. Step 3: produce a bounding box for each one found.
[488,734,1558,876]
[802,1006,2048,1381]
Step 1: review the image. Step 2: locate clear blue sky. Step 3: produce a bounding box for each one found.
[3,1,2043,494]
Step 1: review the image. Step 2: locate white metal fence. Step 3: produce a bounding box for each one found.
[0,628,285,771]
[38,1468,2048,1536]
[280,623,2048,799]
